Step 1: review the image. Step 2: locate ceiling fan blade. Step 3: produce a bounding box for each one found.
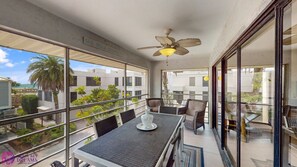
[137,46,162,50]
[155,36,174,45]
[168,37,175,43]
[283,34,297,45]
[284,24,297,35]
[177,38,201,47]
[175,46,189,55]
[153,50,161,56]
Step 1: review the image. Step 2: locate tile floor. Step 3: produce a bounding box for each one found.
[183,124,224,167]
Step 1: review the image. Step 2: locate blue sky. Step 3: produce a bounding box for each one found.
[0,46,108,84]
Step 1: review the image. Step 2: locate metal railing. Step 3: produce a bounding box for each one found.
[0,94,148,166]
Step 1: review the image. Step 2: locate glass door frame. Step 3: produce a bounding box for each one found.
[222,50,240,166]
[211,0,291,166]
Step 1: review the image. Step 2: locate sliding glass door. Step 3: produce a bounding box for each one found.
[282,1,297,166]
[215,64,222,138]
[224,54,238,165]
[240,19,275,167]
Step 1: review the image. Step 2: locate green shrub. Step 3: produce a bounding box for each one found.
[30,133,43,146]
[33,123,43,130]
[21,95,38,114]
[16,128,32,144]
[21,95,38,129]
[70,123,77,132]
[16,128,42,146]
[17,108,27,116]
[47,125,63,140]
[47,123,77,140]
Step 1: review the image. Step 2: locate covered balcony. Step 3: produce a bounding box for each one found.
[0,0,296,167]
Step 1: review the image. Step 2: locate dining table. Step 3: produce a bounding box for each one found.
[72,113,184,167]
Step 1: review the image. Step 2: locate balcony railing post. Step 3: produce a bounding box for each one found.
[64,48,70,167]
[124,64,127,111]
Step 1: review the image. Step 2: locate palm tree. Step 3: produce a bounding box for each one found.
[27,55,73,124]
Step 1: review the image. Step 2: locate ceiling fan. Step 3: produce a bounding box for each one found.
[137,28,201,57]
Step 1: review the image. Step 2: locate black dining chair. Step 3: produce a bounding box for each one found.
[159,106,178,115]
[51,161,65,167]
[93,115,118,138]
[163,127,190,167]
[120,109,136,124]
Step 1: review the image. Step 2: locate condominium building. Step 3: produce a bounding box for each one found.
[38,68,147,109]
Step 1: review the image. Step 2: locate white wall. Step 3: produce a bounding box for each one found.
[210,0,272,65]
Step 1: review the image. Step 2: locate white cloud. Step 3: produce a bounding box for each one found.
[21,61,26,64]
[5,62,14,67]
[0,48,9,63]
[0,48,16,68]
[0,71,30,84]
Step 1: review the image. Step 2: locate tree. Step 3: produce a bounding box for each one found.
[72,84,122,125]
[27,55,73,124]
[11,80,20,87]
[242,68,263,103]
[75,86,86,97]
[162,72,173,104]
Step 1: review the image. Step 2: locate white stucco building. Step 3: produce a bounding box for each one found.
[38,68,148,110]
[0,77,12,111]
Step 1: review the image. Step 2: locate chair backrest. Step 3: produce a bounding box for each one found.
[226,102,250,115]
[185,99,207,116]
[284,105,297,127]
[159,106,178,115]
[146,98,164,112]
[163,127,182,167]
[93,115,118,138]
[51,161,65,167]
[120,109,136,124]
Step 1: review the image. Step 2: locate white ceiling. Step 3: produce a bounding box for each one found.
[27,0,236,61]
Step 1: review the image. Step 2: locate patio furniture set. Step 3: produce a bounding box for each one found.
[52,98,208,167]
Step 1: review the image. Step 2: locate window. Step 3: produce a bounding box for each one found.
[44,91,52,102]
[161,69,209,104]
[203,91,208,101]
[127,65,148,115]
[70,76,77,86]
[189,91,195,99]
[202,77,208,87]
[127,77,132,86]
[70,92,77,103]
[86,77,101,86]
[115,77,119,86]
[135,90,142,99]
[38,90,42,100]
[189,77,195,86]
[122,77,132,86]
[135,77,142,86]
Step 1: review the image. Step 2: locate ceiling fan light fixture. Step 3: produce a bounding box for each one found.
[159,48,176,57]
